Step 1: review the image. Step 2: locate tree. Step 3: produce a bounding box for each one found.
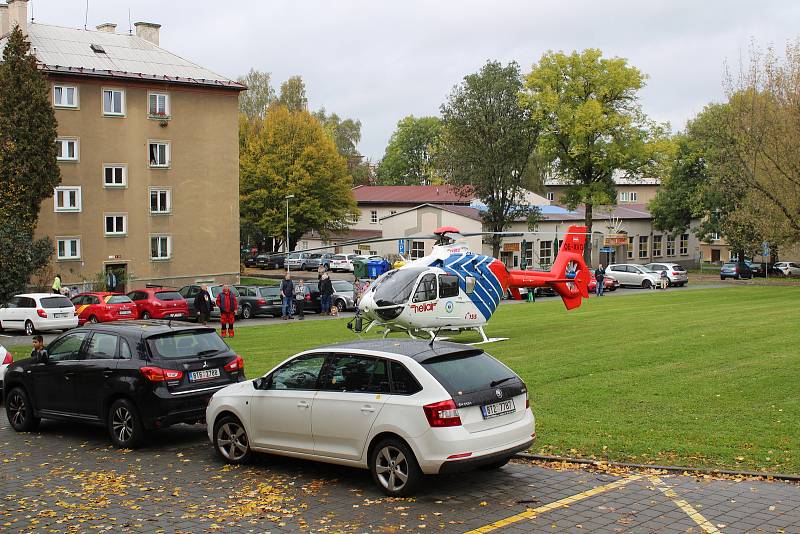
[522,49,672,264]
[278,75,308,111]
[377,115,442,185]
[239,104,358,252]
[237,69,276,120]
[0,26,60,301]
[437,61,539,257]
[313,108,362,157]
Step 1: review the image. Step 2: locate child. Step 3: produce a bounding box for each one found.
[31,335,48,363]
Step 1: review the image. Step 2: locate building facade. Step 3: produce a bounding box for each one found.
[544,175,661,206]
[1,0,244,291]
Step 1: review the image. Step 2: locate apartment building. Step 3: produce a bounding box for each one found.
[0,0,245,291]
[544,174,661,206]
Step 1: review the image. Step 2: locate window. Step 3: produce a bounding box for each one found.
[523,241,534,268]
[709,232,720,241]
[546,192,555,201]
[679,233,689,255]
[53,85,78,108]
[103,165,127,187]
[389,361,422,395]
[147,330,228,359]
[653,235,663,257]
[627,236,635,259]
[268,354,326,390]
[148,92,170,118]
[84,333,119,360]
[150,235,171,260]
[411,241,425,259]
[104,214,127,236]
[666,236,676,256]
[370,210,378,224]
[148,141,170,167]
[438,275,459,298]
[54,186,81,212]
[149,188,171,214]
[102,88,125,115]
[630,191,638,202]
[619,192,629,202]
[56,138,78,161]
[320,355,389,393]
[56,237,81,260]
[48,332,87,362]
[422,351,516,397]
[539,240,553,267]
[638,236,649,259]
[119,338,133,359]
[413,273,437,303]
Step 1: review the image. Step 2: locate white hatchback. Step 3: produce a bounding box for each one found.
[330,253,358,272]
[0,345,11,392]
[0,293,78,335]
[207,340,535,496]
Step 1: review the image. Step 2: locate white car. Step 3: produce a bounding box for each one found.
[207,340,535,496]
[645,262,689,287]
[774,261,800,276]
[0,293,78,335]
[0,345,11,392]
[330,253,358,272]
[286,252,313,270]
[606,264,662,288]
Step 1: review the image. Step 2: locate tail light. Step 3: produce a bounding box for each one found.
[224,355,244,373]
[672,271,679,275]
[257,299,266,305]
[140,366,183,381]
[423,399,462,427]
[36,309,47,318]
[2,352,12,365]
[305,294,311,301]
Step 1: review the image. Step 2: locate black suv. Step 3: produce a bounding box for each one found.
[3,321,245,448]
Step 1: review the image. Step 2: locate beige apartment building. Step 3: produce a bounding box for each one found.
[544,174,661,206]
[0,0,244,291]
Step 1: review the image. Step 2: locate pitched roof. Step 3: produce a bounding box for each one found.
[352,185,473,205]
[379,203,483,222]
[300,229,383,242]
[1,22,244,90]
[545,171,661,186]
[538,203,653,222]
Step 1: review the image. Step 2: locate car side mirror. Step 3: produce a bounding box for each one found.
[254,376,270,390]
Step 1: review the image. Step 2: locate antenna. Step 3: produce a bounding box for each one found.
[128,8,132,35]
[29,0,33,21]
[84,0,88,30]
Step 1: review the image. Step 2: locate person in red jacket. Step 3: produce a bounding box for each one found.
[216,285,238,338]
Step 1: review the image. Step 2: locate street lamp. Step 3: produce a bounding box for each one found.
[285,194,295,273]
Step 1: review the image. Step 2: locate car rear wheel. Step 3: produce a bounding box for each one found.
[88,315,99,324]
[24,320,35,336]
[242,304,252,320]
[370,438,422,497]
[478,457,511,470]
[214,415,252,464]
[141,312,151,320]
[6,387,40,432]
[108,398,144,449]
[334,298,346,312]
[641,279,652,289]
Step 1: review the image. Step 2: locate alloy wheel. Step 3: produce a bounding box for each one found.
[111,406,134,444]
[24,321,34,336]
[374,445,409,493]
[216,422,249,461]
[242,306,252,319]
[8,391,27,428]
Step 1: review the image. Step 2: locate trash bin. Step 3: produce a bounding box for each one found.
[367,259,391,279]
[353,259,368,279]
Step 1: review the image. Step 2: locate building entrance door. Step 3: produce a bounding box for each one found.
[105,264,127,293]
[711,249,721,263]
[500,251,513,269]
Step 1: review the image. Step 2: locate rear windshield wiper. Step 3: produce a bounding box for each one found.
[198,349,222,357]
[490,376,516,388]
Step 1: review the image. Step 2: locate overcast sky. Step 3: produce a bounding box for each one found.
[33,0,800,160]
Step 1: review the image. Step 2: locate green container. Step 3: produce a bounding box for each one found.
[353,259,368,279]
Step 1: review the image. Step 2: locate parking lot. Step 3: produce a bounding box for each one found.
[0,416,798,533]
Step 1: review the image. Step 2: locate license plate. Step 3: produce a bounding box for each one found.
[169,313,183,318]
[119,310,132,315]
[189,368,220,382]
[271,300,281,305]
[54,313,68,318]
[481,399,516,419]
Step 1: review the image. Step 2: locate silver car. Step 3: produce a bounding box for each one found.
[645,263,688,287]
[331,280,356,311]
[606,264,661,289]
[286,252,313,270]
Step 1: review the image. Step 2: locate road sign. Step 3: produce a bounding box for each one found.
[600,247,614,253]
[762,242,770,258]
[398,239,405,254]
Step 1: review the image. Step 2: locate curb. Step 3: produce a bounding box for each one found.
[513,453,800,482]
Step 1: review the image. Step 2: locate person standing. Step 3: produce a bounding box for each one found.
[660,269,669,290]
[594,264,606,297]
[195,284,214,325]
[31,335,48,363]
[52,274,62,294]
[317,264,325,282]
[216,285,238,337]
[319,273,334,315]
[280,273,294,320]
[294,279,309,320]
[106,270,118,292]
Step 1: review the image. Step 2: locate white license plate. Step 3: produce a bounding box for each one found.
[169,313,183,318]
[481,399,516,419]
[54,313,69,318]
[119,310,132,315]
[189,368,220,382]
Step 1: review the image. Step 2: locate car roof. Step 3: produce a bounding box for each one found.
[311,339,483,363]
[73,319,216,337]
[75,292,121,297]
[130,287,178,293]
[14,293,65,299]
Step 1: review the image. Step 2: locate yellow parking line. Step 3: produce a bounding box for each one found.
[465,475,645,534]
[649,476,721,534]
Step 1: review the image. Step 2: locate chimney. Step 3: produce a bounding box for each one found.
[134,21,160,46]
[96,23,117,33]
[0,4,9,36]
[7,0,27,37]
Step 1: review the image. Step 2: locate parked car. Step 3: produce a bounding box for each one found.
[773,261,800,277]
[743,260,765,277]
[0,345,11,392]
[644,263,689,287]
[206,339,534,496]
[72,293,138,325]
[177,285,243,321]
[0,294,78,335]
[330,254,358,272]
[306,280,357,312]
[127,288,189,320]
[3,321,245,448]
[305,253,335,271]
[267,254,286,270]
[587,274,620,293]
[243,254,259,268]
[720,261,752,280]
[233,285,281,319]
[287,252,313,270]
[253,254,270,269]
[605,264,662,288]
[256,286,284,317]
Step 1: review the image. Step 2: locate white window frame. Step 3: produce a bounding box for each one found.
[56,138,79,162]
[619,192,629,202]
[148,141,171,168]
[53,186,82,212]
[630,191,638,202]
[652,235,663,258]
[627,236,635,259]
[546,192,555,201]
[149,187,172,214]
[53,84,78,108]
[104,213,127,237]
[103,164,127,188]
[411,241,425,260]
[539,240,553,268]
[666,236,676,256]
[638,235,649,259]
[102,87,126,116]
[370,210,378,224]
[56,237,81,260]
[148,92,170,118]
[679,233,689,256]
[150,235,172,261]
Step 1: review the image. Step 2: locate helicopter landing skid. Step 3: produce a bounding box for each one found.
[466,326,508,345]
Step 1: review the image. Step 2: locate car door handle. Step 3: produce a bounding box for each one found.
[297,400,310,409]
[64,372,75,381]
[103,370,114,379]
[361,405,375,413]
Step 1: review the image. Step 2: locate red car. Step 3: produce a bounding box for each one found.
[588,275,619,293]
[71,292,139,325]
[127,288,189,320]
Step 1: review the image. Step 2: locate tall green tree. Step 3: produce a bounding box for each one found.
[377,115,441,185]
[437,61,539,257]
[0,27,60,301]
[522,49,671,264]
[278,75,308,112]
[237,69,276,120]
[239,104,358,252]
[313,108,362,157]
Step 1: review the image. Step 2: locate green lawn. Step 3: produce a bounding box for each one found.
[239,276,279,286]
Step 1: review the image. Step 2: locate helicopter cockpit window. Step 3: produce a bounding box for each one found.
[465,276,476,294]
[413,273,437,302]
[372,267,426,306]
[439,275,459,298]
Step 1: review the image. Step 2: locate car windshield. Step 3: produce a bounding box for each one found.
[637,266,655,273]
[422,351,517,396]
[156,291,183,301]
[371,268,425,306]
[671,264,685,271]
[309,253,322,259]
[259,287,280,297]
[147,330,228,359]
[288,253,300,260]
[723,263,736,268]
[106,295,132,304]
[332,255,346,260]
[333,281,354,292]
[40,296,74,308]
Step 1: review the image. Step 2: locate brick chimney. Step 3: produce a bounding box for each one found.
[96,23,117,33]
[134,21,160,46]
[8,0,27,37]
[0,4,9,36]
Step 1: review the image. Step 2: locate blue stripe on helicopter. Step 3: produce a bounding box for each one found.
[441,253,501,320]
